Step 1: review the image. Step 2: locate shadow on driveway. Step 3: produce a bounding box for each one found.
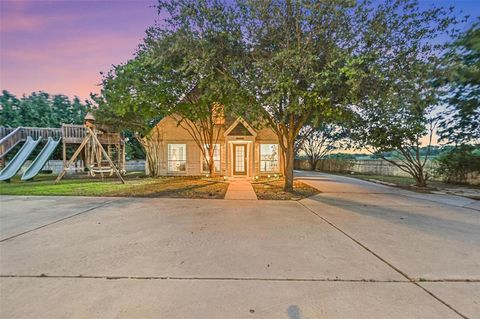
[305,195,480,245]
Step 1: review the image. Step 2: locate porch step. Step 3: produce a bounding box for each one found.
[224,180,258,200]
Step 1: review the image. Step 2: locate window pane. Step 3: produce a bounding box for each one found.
[260,144,279,172]
[168,144,186,172]
[235,145,245,172]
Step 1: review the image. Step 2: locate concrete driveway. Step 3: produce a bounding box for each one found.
[0,172,479,319]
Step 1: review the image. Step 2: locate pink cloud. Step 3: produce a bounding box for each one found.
[3,34,141,63]
[0,0,74,32]
[0,18,44,33]
[0,0,157,99]
[1,30,144,99]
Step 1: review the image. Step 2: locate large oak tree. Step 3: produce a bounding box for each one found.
[236,0,360,190]
[346,0,460,187]
[95,0,461,188]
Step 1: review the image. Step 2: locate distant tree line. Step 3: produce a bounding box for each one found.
[318,145,472,161]
[0,90,89,128]
[330,145,444,161]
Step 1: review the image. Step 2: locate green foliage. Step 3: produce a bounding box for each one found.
[94,0,461,187]
[123,131,146,160]
[234,0,373,190]
[329,146,457,160]
[376,146,446,160]
[435,145,480,182]
[93,55,168,135]
[344,0,460,187]
[95,0,243,133]
[327,153,357,160]
[439,20,480,143]
[0,91,21,127]
[296,124,345,169]
[92,55,168,162]
[95,0,246,174]
[153,0,245,117]
[0,90,89,128]
[434,145,480,184]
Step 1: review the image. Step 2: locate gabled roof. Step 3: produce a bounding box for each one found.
[224,117,257,137]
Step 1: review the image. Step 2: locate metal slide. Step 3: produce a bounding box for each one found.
[21,137,61,181]
[0,136,42,181]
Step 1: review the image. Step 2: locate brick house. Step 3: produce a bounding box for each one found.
[148,114,282,178]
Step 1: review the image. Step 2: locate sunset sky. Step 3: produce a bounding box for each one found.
[0,0,479,102]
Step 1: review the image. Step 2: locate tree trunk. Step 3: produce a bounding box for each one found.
[136,135,162,177]
[208,158,215,176]
[309,157,318,171]
[413,166,428,187]
[284,142,295,192]
[280,150,286,176]
[205,146,215,177]
[144,146,161,177]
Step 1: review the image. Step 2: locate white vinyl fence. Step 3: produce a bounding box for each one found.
[11,160,145,175]
[295,159,480,185]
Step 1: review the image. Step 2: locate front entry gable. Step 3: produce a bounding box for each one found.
[224,117,257,137]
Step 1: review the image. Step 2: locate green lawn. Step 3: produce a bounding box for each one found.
[348,174,419,187]
[0,173,228,199]
[340,173,480,192]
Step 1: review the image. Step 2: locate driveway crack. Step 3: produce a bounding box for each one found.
[298,200,470,319]
[0,199,121,243]
[0,274,411,282]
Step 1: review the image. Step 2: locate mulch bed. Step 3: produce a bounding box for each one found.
[251,179,320,200]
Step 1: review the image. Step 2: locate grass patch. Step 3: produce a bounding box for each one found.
[0,173,228,199]
[347,174,420,187]
[339,173,436,193]
[252,179,319,200]
[338,173,480,195]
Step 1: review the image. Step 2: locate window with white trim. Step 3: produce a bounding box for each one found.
[202,144,221,172]
[168,144,186,172]
[260,144,279,172]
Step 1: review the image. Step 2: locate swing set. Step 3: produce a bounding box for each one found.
[55,114,125,184]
